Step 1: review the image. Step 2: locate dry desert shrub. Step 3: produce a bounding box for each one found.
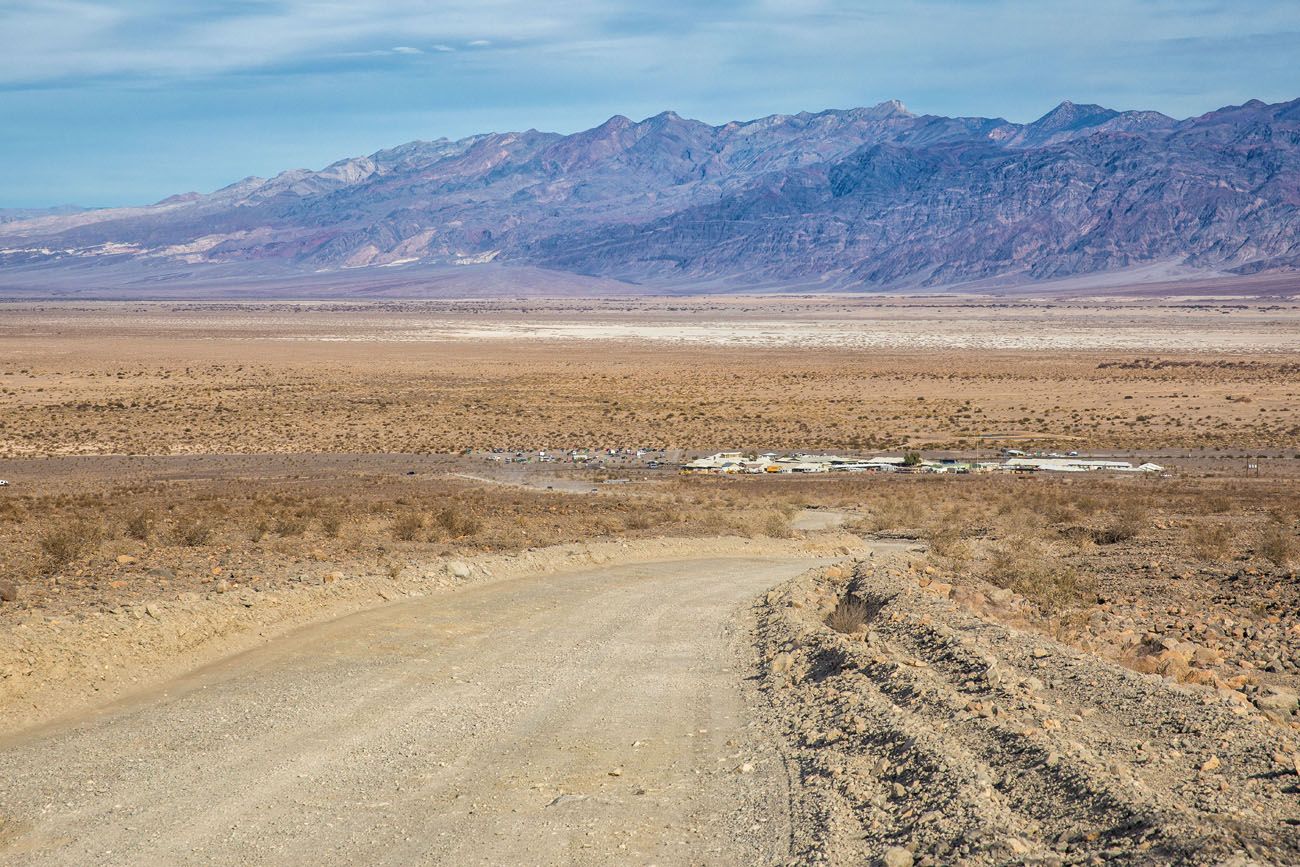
[1091,502,1148,545]
[826,597,871,634]
[317,509,344,538]
[622,509,656,531]
[1257,521,1298,567]
[171,516,213,547]
[990,500,1048,537]
[927,517,972,560]
[1198,493,1237,515]
[273,512,308,537]
[124,509,155,541]
[984,538,1094,611]
[869,495,926,531]
[39,523,98,571]
[764,511,793,538]
[433,505,482,538]
[390,511,424,542]
[1186,520,1234,561]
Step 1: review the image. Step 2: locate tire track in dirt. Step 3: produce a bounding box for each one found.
[755,544,1300,865]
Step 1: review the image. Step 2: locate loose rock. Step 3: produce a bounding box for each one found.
[882,846,914,867]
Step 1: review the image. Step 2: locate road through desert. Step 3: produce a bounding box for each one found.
[0,556,823,866]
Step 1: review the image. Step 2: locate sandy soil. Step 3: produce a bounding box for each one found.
[2,299,1298,456]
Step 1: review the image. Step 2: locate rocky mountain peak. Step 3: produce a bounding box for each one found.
[1031,100,1118,131]
[866,99,913,119]
[2,97,1297,293]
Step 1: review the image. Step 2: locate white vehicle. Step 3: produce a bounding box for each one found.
[0,480,8,486]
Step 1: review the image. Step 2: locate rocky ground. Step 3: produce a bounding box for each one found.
[917,525,1300,734]
[755,547,1300,866]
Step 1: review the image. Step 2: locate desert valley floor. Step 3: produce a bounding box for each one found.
[1,295,1298,865]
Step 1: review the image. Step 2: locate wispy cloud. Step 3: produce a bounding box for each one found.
[2,0,1299,206]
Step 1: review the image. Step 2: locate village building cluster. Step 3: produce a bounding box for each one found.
[479,448,1163,476]
[678,452,1164,475]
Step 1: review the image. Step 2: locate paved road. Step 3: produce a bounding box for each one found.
[0,557,819,866]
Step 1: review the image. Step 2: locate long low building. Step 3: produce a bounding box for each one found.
[681,452,1164,476]
[1002,457,1163,473]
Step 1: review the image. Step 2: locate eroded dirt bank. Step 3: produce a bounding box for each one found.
[755,546,1300,866]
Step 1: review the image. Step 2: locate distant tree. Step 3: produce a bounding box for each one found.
[902,450,922,467]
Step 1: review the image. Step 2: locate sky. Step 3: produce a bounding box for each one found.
[3,0,1299,208]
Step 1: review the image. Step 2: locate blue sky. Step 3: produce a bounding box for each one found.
[3,0,1299,208]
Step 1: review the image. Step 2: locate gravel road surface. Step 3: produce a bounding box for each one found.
[0,557,820,866]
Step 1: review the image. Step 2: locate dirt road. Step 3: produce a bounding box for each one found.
[0,556,822,866]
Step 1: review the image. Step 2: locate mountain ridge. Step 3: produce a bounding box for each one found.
[2,97,1298,294]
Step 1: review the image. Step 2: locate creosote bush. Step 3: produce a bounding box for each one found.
[1257,522,1298,567]
[39,524,97,571]
[390,511,424,542]
[764,511,793,538]
[171,517,213,547]
[124,510,154,542]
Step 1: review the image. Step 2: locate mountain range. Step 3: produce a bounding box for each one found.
[2,96,1299,296]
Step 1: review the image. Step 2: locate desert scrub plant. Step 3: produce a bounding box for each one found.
[317,509,343,538]
[826,597,871,634]
[1186,519,1234,561]
[39,522,98,571]
[273,512,308,537]
[390,511,424,542]
[433,506,483,538]
[984,538,1094,611]
[763,511,793,538]
[1256,521,1298,567]
[927,520,971,560]
[622,509,656,531]
[1091,502,1148,545]
[869,496,926,532]
[171,516,213,547]
[124,509,155,541]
